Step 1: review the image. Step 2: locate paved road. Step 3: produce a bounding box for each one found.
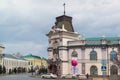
[0,73,42,80]
[0,73,78,80]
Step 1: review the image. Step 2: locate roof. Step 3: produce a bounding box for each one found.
[41,57,47,60]
[86,37,119,41]
[3,54,18,59]
[23,54,41,59]
[85,37,120,45]
[55,15,74,32]
[3,54,27,60]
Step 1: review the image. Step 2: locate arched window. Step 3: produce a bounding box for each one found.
[110,51,117,61]
[90,66,98,75]
[90,51,97,60]
[71,51,78,57]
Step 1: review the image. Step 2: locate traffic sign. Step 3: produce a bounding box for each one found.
[101,66,107,71]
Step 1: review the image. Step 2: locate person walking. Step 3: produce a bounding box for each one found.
[86,73,89,80]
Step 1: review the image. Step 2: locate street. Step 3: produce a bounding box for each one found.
[0,73,79,80]
[0,73,40,80]
[2,73,119,80]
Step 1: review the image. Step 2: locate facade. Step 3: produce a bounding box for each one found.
[23,54,47,71]
[0,44,4,54]
[2,54,29,73]
[41,57,48,69]
[0,44,5,64]
[47,14,120,76]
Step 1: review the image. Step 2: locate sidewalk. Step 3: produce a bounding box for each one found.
[93,78,108,80]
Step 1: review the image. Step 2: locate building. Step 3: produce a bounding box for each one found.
[47,14,120,76]
[0,44,4,54]
[2,54,29,74]
[23,54,47,71]
[41,57,48,69]
[0,44,5,64]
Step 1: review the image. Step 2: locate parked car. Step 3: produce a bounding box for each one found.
[41,73,57,79]
[61,74,76,79]
[77,74,87,79]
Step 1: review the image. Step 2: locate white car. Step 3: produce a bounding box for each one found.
[61,74,76,79]
[41,73,57,79]
[77,74,87,79]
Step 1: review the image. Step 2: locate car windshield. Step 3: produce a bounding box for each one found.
[45,73,51,75]
[78,74,85,76]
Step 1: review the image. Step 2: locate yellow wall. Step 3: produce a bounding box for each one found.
[24,58,48,69]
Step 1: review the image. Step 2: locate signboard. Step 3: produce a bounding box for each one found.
[101,66,107,71]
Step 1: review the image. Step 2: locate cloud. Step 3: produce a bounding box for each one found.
[3,41,48,58]
[69,0,120,37]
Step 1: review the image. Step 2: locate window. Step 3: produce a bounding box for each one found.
[110,51,117,61]
[71,51,78,57]
[90,51,97,60]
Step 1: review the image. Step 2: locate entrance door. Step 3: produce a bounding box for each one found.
[48,65,57,74]
[110,65,118,75]
[90,66,98,75]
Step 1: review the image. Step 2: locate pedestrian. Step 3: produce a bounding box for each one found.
[86,73,89,79]
[14,68,17,74]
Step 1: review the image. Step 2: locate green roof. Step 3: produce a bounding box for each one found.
[23,54,41,59]
[85,37,120,45]
[41,57,47,60]
[86,37,102,41]
[86,37,120,41]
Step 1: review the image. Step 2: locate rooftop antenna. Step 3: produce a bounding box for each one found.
[63,3,66,15]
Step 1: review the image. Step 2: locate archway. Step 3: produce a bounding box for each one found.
[90,66,98,75]
[110,65,118,75]
[48,65,57,74]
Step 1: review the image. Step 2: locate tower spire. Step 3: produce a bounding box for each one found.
[63,3,66,15]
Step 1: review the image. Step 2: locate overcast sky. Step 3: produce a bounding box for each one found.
[0,0,120,58]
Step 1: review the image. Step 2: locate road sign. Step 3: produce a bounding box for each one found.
[101,66,107,71]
